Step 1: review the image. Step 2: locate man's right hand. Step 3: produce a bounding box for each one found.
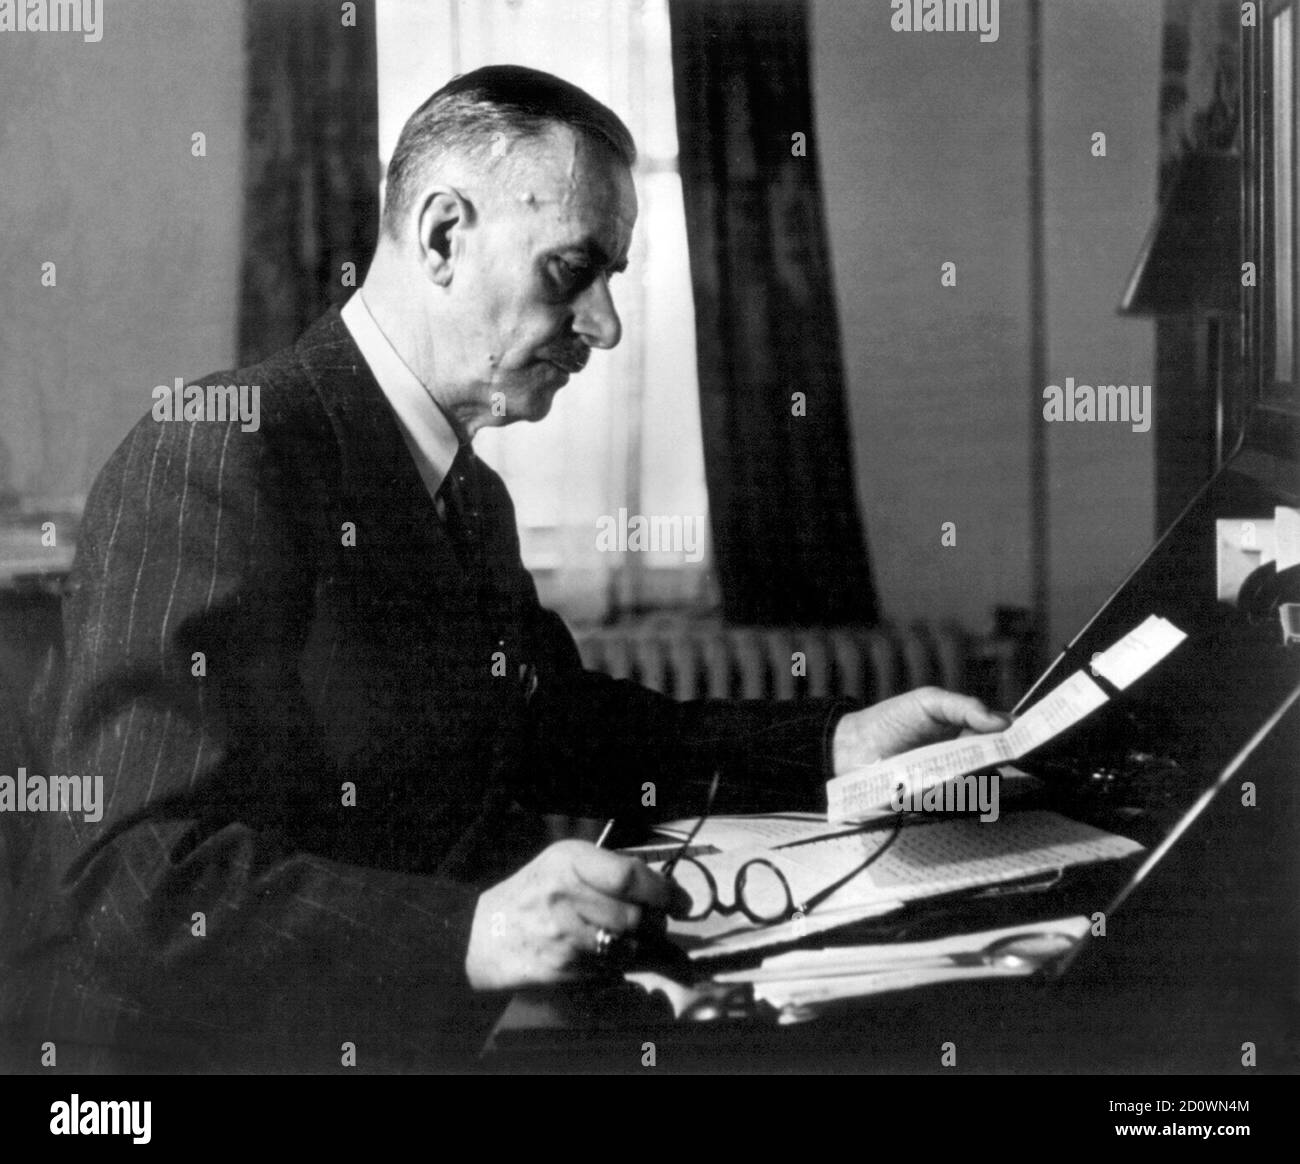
[464,840,678,991]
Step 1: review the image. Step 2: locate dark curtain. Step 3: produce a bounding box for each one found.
[238,0,380,364]
[1154,0,1242,527]
[668,0,877,627]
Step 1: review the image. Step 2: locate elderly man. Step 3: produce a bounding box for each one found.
[2,66,1004,1070]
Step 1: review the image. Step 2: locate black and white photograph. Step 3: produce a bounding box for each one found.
[0,0,1295,1117]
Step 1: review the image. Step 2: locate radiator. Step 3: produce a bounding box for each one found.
[573,620,1028,711]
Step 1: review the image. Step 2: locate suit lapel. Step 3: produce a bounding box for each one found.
[292,309,465,595]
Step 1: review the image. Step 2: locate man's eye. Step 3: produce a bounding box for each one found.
[548,258,592,294]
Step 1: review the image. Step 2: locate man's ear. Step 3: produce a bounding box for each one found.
[414,187,473,287]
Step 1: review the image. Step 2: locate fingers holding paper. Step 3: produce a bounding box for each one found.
[831,687,1010,775]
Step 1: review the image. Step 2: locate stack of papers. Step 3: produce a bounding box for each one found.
[712,916,1094,1012]
[659,810,1142,959]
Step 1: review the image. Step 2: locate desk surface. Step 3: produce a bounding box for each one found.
[483,714,1300,1074]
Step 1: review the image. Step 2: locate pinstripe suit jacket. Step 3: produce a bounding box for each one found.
[1,310,852,1070]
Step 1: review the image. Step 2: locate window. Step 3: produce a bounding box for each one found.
[375,0,713,623]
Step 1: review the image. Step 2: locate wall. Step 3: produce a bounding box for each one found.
[811,0,1160,653]
[1041,0,1160,648]
[0,0,244,508]
[0,0,1165,653]
[811,0,1036,638]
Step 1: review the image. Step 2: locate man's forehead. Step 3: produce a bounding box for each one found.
[499,125,637,249]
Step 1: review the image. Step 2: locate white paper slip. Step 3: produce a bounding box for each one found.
[826,673,1104,823]
[1001,670,1108,755]
[826,733,1011,823]
[826,615,1186,823]
[1087,614,1188,691]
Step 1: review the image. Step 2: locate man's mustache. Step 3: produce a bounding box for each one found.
[542,345,590,374]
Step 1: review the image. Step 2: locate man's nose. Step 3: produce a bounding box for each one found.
[573,274,622,350]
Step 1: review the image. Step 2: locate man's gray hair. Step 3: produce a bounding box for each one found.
[382,64,637,237]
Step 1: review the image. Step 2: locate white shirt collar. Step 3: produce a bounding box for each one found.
[340,290,463,500]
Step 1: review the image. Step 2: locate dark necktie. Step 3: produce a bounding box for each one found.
[436,444,482,572]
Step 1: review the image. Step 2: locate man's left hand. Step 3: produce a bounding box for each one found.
[832,687,1009,776]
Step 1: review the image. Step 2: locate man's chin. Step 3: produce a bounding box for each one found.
[522,392,557,422]
[492,384,560,425]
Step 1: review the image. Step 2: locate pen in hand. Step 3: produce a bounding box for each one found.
[592,816,687,960]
